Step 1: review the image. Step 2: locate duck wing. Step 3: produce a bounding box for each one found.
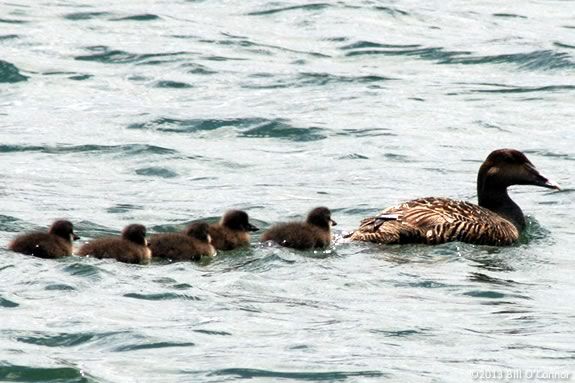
[351,197,519,245]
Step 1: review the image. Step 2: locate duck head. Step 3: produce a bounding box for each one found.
[306,207,337,230]
[185,222,211,243]
[122,224,148,246]
[50,220,79,242]
[221,210,259,232]
[478,149,560,196]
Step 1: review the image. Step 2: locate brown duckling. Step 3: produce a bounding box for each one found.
[208,210,259,250]
[349,148,561,246]
[261,207,337,250]
[77,224,151,264]
[149,222,216,261]
[8,220,79,259]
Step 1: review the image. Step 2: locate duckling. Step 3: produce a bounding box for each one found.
[77,224,151,264]
[349,148,561,246]
[8,220,79,259]
[261,207,337,250]
[149,222,216,261]
[208,210,258,250]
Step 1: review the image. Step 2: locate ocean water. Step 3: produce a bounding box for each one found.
[0,1,574,382]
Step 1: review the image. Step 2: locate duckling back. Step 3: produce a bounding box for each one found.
[77,224,151,264]
[78,238,150,264]
[261,222,330,250]
[208,210,258,250]
[261,207,336,250]
[149,223,215,261]
[8,220,78,259]
[9,232,72,259]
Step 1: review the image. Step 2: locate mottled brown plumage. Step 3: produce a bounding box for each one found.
[209,210,259,250]
[8,220,79,259]
[77,224,151,264]
[149,222,216,261]
[349,149,560,246]
[261,207,337,250]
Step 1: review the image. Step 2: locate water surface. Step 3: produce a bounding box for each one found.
[0,0,573,382]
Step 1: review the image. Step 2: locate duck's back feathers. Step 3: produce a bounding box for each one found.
[149,232,215,261]
[350,197,519,246]
[261,222,330,250]
[9,232,72,258]
[77,237,151,264]
[9,220,78,259]
[261,207,335,250]
[208,225,250,250]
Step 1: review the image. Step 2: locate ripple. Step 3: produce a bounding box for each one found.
[343,44,469,63]
[69,74,92,81]
[0,364,91,382]
[341,41,420,50]
[113,341,195,352]
[63,12,112,21]
[373,6,410,16]
[75,46,187,65]
[445,50,575,70]
[44,284,76,291]
[209,368,387,380]
[342,42,574,71]
[463,290,530,300]
[0,214,27,232]
[153,80,193,89]
[554,42,575,50]
[239,120,326,141]
[470,85,575,94]
[181,63,217,75]
[193,329,232,336]
[493,13,527,19]
[123,292,201,301]
[16,331,120,347]
[0,18,27,24]
[62,263,102,280]
[336,128,396,137]
[135,167,178,178]
[128,117,326,141]
[0,34,19,40]
[337,153,369,160]
[106,204,144,214]
[0,296,19,308]
[247,3,331,16]
[369,329,427,337]
[243,72,393,89]
[0,60,28,83]
[0,144,177,156]
[523,149,574,161]
[112,14,160,22]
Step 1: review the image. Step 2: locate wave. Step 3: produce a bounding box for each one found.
[0,144,177,156]
[0,60,28,83]
[342,41,575,70]
[128,117,327,142]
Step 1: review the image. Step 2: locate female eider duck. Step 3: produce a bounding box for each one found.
[149,222,216,261]
[261,207,337,250]
[208,210,259,250]
[77,224,151,264]
[9,220,79,258]
[349,149,560,246]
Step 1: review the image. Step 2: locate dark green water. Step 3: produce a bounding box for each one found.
[0,1,573,382]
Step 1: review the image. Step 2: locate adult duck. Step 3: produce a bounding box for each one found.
[348,149,560,246]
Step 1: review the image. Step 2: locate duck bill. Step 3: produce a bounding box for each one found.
[542,179,561,190]
[524,163,560,190]
[72,233,80,241]
[531,170,561,190]
[330,219,337,226]
[247,224,259,232]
